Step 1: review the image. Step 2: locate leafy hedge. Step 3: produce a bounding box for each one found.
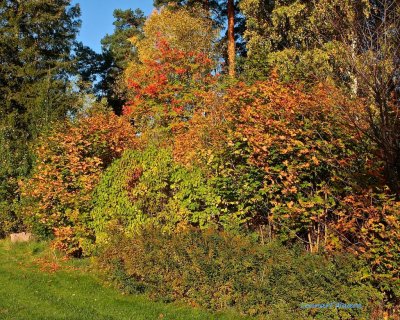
[96,226,383,319]
[91,146,220,244]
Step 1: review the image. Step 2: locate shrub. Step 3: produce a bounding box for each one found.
[96,226,383,319]
[91,146,220,244]
[229,77,400,307]
[0,199,22,237]
[19,107,137,255]
[230,77,366,250]
[335,191,400,308]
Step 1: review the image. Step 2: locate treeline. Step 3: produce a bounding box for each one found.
[0,0,399,318]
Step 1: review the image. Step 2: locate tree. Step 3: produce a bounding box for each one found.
[97,9,146,114]
[227,0,236,76]
[327,0,400,196]
[299,0,400,196]
[240,0,400,194]
[133,7,218,62]
[239,0,364,83]
[74,42,103,91]
[154,0,212,10]
[123,7,218,140]
[0,0,81,235]
[0,0,81,135]
[154,0,245,76]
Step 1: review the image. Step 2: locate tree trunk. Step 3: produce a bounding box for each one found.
[227,0,236,77]
[349,34,358,96]
[203,0,210,11]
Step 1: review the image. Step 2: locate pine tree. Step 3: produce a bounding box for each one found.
[0,0,81,235]
[227,0,236,77]
[98,9,145,114]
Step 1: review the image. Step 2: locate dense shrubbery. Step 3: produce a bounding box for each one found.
[91,143,270,241]
[97,225,383,319]
[4,3,399,317]
[91,146,220,244]
[227,77,400,303]
[336,192,400,305]
[225,78,361,243]
[19,107,137,256]
[0,202,22,238]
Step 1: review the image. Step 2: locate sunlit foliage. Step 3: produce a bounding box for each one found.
[19,107,137,255]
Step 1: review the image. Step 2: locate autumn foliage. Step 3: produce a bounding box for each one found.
[229,77,359,245]
[123,37,216,136]
[9,5,400,316]
[19,109,137,255]
[226,77,400,301]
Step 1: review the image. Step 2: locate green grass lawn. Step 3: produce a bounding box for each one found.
[0,240,248,320]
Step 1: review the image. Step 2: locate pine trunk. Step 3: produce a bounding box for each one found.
[227,0,236,77]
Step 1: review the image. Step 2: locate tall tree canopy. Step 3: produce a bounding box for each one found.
[98,9,146,114]
[0,0,81,233]
[123,7,218,140]
[154,0,246,76]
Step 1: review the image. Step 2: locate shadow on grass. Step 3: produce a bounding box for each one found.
[0,240,249,320]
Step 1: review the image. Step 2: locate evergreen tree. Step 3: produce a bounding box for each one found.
[240,0,325,80]
[98,9,145,114]
[0,0,81,235]
[239,0,369,83]
[74,42,103,90]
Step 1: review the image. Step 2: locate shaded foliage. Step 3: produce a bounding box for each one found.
[97,225,383,319]
[0,0,81,237]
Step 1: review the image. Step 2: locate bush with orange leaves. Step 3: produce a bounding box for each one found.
[172,87,232,167]
[19,107,137,255]
[228,76,366,249]
[335,191,400,305]
[226,77,400,305]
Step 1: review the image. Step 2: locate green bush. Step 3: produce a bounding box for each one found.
[91,146,220,244]
[96,226,383,319]
[0,201,22,238]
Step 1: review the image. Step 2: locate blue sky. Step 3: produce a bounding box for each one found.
[72,0,154,52]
